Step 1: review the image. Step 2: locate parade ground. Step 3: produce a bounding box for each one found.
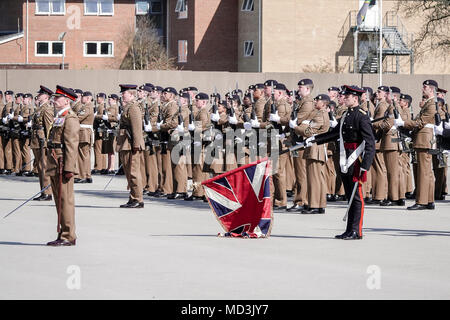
[1,174,450,300]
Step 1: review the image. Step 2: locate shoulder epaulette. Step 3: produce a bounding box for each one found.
[359,109,367,115]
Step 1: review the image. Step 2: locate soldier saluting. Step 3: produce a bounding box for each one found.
[46,86,80,246]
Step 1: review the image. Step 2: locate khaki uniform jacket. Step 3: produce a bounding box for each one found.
[335,104,347,119]
[117,100,145,152]
[296,95,315,125]
[297,109,330,162]
[361,100,375,118]
[160,100,178,132]
[72,101,82,113]
[13,103,31,123]
[46,109,80,176]
[404,98,436,149]
[194,106,211,137]
[380,102,401,151]
[30,101,54,149]
[253,96,267,125]
[76,102,94,144]
[372,100,389,150]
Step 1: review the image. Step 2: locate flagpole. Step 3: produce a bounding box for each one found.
[379,0,383,86]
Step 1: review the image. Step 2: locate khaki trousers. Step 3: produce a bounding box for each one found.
[400,152,413,194]
[50,172,76,242]
[2,137,12,170]
[120,150,143,202]
[415,149,434,205]
[371,151,387,200]
[293,150,308,206]
[273,152,288,207]
[306,159,327,208]
[383,150,402,201]
[34,147,52,195]
[93,138,106,170]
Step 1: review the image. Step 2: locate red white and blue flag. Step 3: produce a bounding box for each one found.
[202,158,273,238]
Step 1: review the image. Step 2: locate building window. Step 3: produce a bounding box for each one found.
[178,40,187,63]
[35,41,65,56]
[244,41,254,57]
[175,0,187,19]
[241,0,254,11]
[136,1,161,15]
[36,0,65,15]
[84,0,114,16]
[84,41,114,57]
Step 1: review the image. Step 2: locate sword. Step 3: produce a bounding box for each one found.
[3,184,51,219]
[103,164,123,191]
[343,181,359,222]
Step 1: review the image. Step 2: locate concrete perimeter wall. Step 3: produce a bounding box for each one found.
[1,70,448,113]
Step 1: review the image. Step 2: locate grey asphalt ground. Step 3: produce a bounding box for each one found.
[1,173,450,300]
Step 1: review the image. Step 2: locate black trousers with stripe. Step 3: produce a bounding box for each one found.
[341,165,365,236]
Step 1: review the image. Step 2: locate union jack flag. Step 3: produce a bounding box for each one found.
[202,158,273,238]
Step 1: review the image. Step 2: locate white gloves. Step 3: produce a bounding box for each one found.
[18,115,23,123]
[330,119,338,128]
[434,123,443,136]
[188,123,195,131]
[144,123,152,132]
[277,133,286,140]
[7,113,13,120]
[251,118,260,128]
[156,121,163,131]
[394,118,404,127]
[305,136,315,147]
[176,124,184,134]
[211,112,220,122]
[269,111,280,123]
[102,114,108,121]
[301,120,310,125]
[289,119,297,129]
[235,137,243,144]
[243,122,252,130]
[117,114,121,121]
[445,122,450,130]
[2,118,6,124]
[26,121,32,128]
[228,115,238,125]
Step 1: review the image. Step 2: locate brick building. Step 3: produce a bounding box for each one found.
[0,0,448,74]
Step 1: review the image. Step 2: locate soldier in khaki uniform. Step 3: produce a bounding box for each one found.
[398,94,414,199]
[155,87,178,196]
[146,87,163,197]
[167,91,191,199]
[11,93,26,174]
[46,86,80,246]
[32,86,55,201]
[377,86,405,206]
[74,91,95,183]
[291,94,331,214]
[366,86,389,204]
[395,80,438,210]
[288,79,314,212]
[101,94,119,174]
[185,92,211,201]
[117,84,145,208]
[137,84,154,193]
[0,91,14,174]
[432,97,447,200]
[92,93,108,175]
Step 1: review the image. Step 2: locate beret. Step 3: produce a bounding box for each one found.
[24,93,33,99]
[423,80,438,88]
[145,83,154,89]
[362,87,373,95]
[138,85,153,93]
[53,85,77,101]
[108,94,119,100]
[188,86,198,91]
[328,86,340,92]
[82,91,93,97]
[389,86,401,94]
[329,101,337,109]
[210,92,221,100]
[195,92,209,100]
[254,83,265,89]
[163,87,178,95]
[180,92,190,99]
[298,78,313,86]
[264,80,278,87]
[314,94,330,102]
[96,92,106,98]
[274,83,287,91]
[219,100,227,106]
[377,86,390,93]
[37,85,54,96]
[400,94,412,103]
[119,84,137,93]
[154,86,164,92]
[73,89,83,94]
[5,90,14,95]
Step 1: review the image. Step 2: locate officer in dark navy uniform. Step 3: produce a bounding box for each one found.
[305,85,376,240]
